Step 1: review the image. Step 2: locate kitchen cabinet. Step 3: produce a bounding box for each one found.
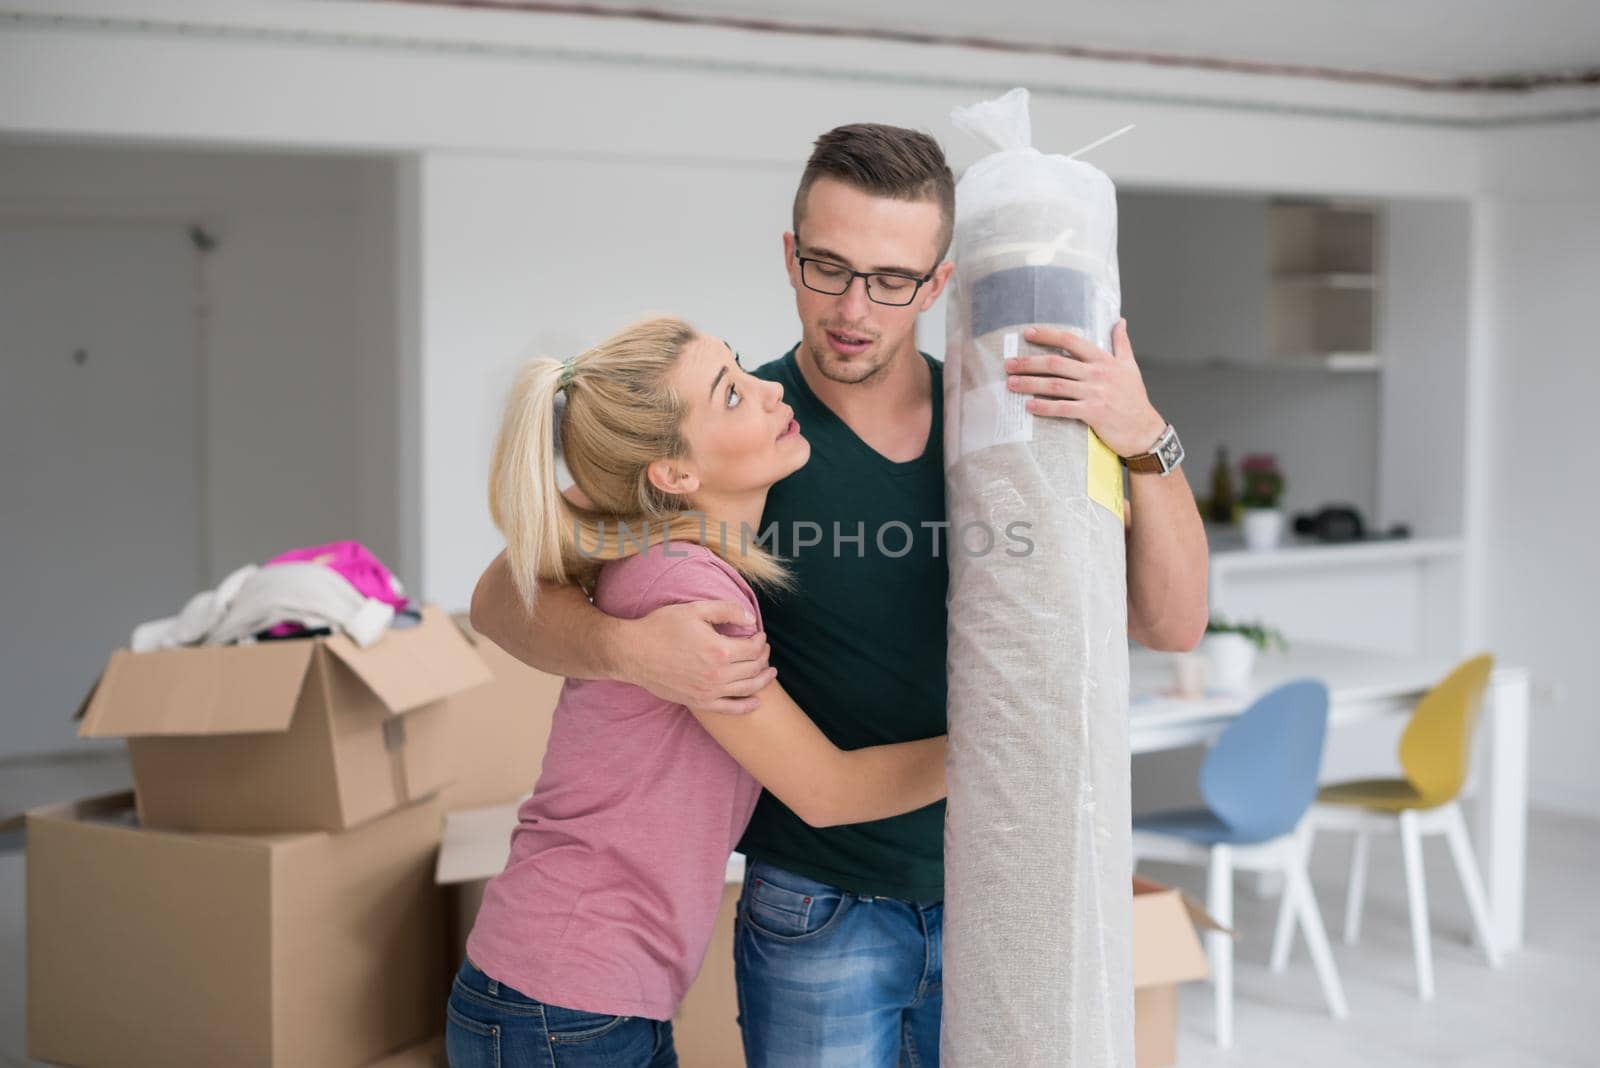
[1119,192,1380,372]
[1268,200,1380,368]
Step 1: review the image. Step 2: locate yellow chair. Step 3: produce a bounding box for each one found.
[1270,655,1501,1001]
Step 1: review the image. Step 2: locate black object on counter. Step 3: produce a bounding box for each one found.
[1293,504,1411,543]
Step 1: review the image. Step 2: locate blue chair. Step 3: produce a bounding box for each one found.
[1132,679,1348,1048]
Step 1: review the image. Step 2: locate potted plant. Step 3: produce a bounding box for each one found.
[1202,617,1288,693]
[1239,453,1286,551]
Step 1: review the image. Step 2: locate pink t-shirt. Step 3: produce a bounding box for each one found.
[465,542,763,1020]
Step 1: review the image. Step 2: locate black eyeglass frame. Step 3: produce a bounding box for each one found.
[793,249,936,307]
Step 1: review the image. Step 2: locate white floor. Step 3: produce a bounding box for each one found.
[2,757,1596,1067]
[1148,805,1600,1068]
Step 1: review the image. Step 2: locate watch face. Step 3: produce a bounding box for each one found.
[1157,429,1184,471]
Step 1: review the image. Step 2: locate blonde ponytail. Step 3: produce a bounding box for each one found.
[488,358,577,612]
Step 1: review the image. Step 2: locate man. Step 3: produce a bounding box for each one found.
[470,123,1208,1066]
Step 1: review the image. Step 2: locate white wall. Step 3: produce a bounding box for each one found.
[0,142,407,754]
[1,219,200,756]
[407,152,801,603]
[1476,122,1600,817]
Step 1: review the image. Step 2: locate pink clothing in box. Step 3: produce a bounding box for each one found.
[263,540,408,637]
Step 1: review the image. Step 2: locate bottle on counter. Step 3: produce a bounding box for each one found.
[1209,446,1236,524]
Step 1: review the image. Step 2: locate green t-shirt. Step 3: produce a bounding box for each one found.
[736,345,949,901]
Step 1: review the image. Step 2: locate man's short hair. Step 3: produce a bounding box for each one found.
[793,123,956,263]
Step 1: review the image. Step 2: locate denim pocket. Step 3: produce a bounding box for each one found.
[445,999,501,1068]
[741,868,850,942]
[544,1002,632,1043]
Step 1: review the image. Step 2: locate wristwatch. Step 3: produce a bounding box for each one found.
[1123,424,1184,476]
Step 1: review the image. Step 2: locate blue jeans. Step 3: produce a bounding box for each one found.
[445,959,678,1068]
[734,860,943,1067]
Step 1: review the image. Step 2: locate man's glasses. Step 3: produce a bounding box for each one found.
[794,250,934,307]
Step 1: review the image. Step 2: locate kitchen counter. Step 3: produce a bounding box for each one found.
[1208,531,1462,574]
[1205,525,1465,659]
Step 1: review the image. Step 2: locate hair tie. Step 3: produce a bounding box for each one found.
[557,358,578,390]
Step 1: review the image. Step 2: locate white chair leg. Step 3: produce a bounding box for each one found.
[1287,856,1350,1020]
[1442,803,1504,968]
[1344,827,1371,945]
[1269,871,1297,973]
[1399,809,1436,1001]
[1270,826,1308,972]
[1208,844,1235,1048]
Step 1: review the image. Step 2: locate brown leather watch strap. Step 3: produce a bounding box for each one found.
[1122,423,1181,475]
[1123,451,1165,474]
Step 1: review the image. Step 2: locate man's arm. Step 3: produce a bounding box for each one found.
[1123,472,1209,651]
[469,551,620,680]
[1006,319,1209,651]
[469,549,777,714]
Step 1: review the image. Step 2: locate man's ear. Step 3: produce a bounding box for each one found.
[647,457,700,498]
[917,260,955,311]
[782,231,801,288]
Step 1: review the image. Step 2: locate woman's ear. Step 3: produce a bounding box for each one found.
[647,457,700,498]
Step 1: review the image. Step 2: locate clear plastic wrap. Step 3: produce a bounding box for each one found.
[941,88,1134,1067]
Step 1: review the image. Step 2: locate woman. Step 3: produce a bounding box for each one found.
[447,317,947,1067]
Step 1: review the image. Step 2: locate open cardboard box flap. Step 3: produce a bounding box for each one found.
[1132,875,1229,989]
[76,641,317,738]
[323,606,492,715]
[74,605,489,740]
[435,801,523,885]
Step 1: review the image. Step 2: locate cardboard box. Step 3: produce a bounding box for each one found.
[434,801,525,960]
[433,806,1216,1068]
[442,616,564,811]
[27,791,449,1068]
[365,1036,446,1068]
[1133,875,1224,1068]
[76,605,491,832]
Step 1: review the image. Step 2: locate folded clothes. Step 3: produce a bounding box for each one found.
[131,557,399,651]
[130,564,259,652]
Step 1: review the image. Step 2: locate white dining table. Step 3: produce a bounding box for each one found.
[1129,641,1530,954]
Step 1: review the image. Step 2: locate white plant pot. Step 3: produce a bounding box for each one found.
[1204,633,1258,694]
[1241,507,1285,551]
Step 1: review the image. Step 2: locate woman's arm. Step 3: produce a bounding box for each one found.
[690,681,946,828]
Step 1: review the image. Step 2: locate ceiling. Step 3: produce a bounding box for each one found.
[466,0,1600,87]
